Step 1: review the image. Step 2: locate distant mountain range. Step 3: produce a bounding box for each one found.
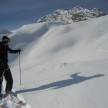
[0,29,12,34]
[37,6,106,24]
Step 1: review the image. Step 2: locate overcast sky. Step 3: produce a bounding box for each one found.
[0,0,108,30]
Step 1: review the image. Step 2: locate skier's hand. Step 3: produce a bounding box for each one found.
[17,49,21,53]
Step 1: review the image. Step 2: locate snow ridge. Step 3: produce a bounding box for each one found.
[37,6,106,24]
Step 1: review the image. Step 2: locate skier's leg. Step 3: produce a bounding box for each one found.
[4,68,13,93]
[0,79,3,98]
[0,68,3,97]
[0,77,3,94]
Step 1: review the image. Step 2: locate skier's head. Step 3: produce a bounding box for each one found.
[2,36,10,46]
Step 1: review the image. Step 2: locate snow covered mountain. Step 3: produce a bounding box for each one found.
[0,7,108,107]
[0,29,12,34]
[37,6,106,24]
[5,14,108,108]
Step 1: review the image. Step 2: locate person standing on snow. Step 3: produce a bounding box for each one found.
[0,36,21,97]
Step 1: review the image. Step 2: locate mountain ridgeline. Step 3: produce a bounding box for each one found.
[0,29,12,34]
[37,6,106,24]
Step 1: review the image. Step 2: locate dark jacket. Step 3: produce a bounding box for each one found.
[0,42,19,64]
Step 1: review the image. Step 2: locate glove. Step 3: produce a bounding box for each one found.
[17,49,21,53]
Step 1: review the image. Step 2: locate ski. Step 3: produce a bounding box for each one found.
[0,94,9,108]
[17,100,26,106]
[9,92,26,106]
[0,92,26,108]
[0,104,6,108]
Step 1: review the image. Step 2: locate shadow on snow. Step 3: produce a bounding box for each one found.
[16,72,104,94]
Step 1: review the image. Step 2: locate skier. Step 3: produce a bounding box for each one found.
[0,36,21,98]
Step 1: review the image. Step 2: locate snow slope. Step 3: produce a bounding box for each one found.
[5,15,108,108]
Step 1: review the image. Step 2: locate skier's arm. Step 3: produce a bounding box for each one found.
[8,47,21,54]
[0,45,4,63]
[0,47,6,68]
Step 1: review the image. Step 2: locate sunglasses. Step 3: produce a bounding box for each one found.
[2,39,10,42]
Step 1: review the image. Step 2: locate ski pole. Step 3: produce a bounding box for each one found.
[19,52,22,85]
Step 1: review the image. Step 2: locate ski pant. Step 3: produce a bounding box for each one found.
[0,64,13,94]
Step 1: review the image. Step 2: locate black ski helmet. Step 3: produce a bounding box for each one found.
[2,36,10,42]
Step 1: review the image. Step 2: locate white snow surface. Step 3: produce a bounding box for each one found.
[2,15,108,108]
